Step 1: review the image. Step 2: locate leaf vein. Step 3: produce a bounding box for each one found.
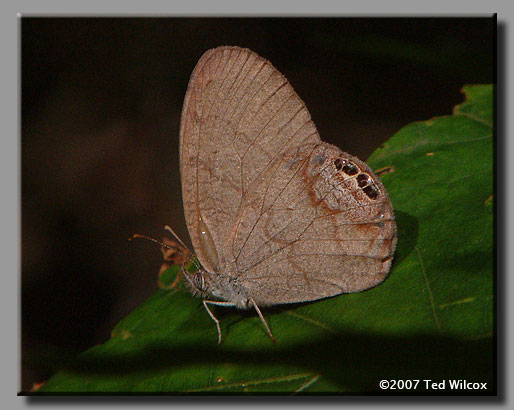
[185,372,313,392]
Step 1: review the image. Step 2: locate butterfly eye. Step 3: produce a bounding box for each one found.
[194,272,205,291]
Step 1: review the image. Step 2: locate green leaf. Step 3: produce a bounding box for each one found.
[38,85,494,394]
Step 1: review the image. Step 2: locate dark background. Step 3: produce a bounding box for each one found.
[21,17,494,391]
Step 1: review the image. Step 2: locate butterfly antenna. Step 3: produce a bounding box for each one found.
[130,232,189,259]
[130,229,200,271]
[130,232,192,261]
[163,226,202,271]
[164,225,190,253]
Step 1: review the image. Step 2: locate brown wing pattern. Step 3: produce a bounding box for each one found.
[180,47,396,305]
[180,47,321,272]
[230,139,396,305]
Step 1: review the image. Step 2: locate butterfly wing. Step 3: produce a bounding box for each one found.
[180,47,396,304]
[180,46,321,273]
[234,142,397,305]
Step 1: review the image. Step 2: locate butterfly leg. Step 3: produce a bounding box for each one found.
[202,300,235,345]
[249,298,276,343]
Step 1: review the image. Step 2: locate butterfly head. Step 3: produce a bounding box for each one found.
[182,267,212,298]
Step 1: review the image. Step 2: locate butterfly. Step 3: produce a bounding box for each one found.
[145,46,396,344]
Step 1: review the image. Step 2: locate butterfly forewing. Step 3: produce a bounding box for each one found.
[180,47,321,272]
